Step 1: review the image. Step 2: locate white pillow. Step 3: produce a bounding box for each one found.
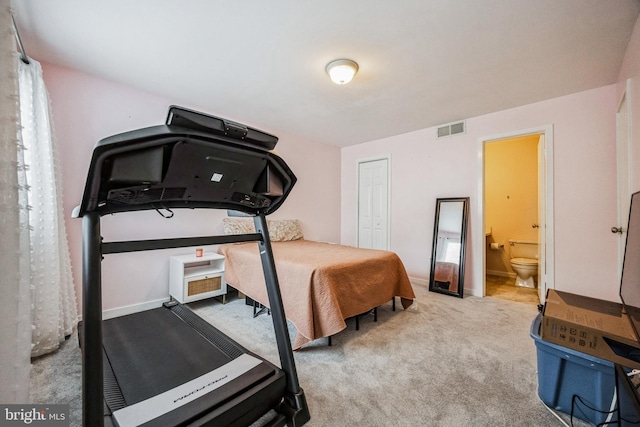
[222,218,255,235]
[222,218,303,241]
[267,219,303,241]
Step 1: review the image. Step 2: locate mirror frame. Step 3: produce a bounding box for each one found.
[428,197,470,298]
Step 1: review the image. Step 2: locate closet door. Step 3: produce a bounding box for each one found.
[357,157,389,250]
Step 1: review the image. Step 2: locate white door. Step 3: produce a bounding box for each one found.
[537,134,547,303]
[616,88,631,280]
[358,158,389,250]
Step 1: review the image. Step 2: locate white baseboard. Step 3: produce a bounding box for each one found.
[88,272,499,321]
[102,298,171,320]
[411,276,481,297]
[409,276,429,287]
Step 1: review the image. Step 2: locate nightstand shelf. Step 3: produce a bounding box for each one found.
[169,253,226,303]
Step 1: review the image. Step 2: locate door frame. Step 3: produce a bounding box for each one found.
[356,155,391,250]
[476,125,554,301]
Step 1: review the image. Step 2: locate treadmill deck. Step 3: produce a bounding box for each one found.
[99,303,286,426]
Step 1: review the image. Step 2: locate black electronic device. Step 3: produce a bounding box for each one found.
[615,364,640,426]
[620,191,640,346]
[74,107,309,427]
[166,105,279,151]
[75,107,293,218]
[616,192,640,425]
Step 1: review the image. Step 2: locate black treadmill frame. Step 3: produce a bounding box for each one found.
[77,106,309,426]
[82,213,309,426]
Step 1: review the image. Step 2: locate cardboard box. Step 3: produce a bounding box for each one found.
[541,289,640,369]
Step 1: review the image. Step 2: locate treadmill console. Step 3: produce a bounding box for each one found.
[75,106,295,218]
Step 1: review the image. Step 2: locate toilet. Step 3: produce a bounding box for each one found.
[508,240,538,288]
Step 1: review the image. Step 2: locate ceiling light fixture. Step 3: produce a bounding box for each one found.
[326,59,359,85]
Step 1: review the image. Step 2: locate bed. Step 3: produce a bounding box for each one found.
[219,218,416,349]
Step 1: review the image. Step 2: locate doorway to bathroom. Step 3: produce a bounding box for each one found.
[479,126,554,305]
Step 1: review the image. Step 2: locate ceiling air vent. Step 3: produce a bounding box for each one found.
[437,121,465,138]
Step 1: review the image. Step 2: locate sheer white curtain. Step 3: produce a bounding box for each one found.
[0,2,78,403]
[0,1,32,403]
[19,57,78,357]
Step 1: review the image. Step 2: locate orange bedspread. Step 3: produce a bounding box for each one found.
[219,240,415,349]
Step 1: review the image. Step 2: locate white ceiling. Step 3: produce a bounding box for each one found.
[11,0,640,147]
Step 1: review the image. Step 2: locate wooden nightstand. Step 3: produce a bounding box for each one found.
[169,253,226,303]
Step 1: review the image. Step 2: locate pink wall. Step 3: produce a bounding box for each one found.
[43,63,341,312]
[45,13,640,310]
[341,85,619,302]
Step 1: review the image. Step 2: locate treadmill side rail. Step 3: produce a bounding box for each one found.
[253,215,311,427]
[81,212,104,427]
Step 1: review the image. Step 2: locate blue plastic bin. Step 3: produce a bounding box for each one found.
[530,314,616,425]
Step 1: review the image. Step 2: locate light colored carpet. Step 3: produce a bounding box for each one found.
[30,282,591,426]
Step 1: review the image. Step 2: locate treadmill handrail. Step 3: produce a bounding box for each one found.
[102,233,263,254]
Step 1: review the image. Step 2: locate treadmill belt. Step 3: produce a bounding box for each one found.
[102,306,279,426]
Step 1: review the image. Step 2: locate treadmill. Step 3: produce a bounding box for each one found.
[73,106,310,427]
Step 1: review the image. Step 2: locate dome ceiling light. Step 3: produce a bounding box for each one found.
[325,59,359,85]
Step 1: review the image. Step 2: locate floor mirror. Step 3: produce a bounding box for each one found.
[429,197,469,298]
